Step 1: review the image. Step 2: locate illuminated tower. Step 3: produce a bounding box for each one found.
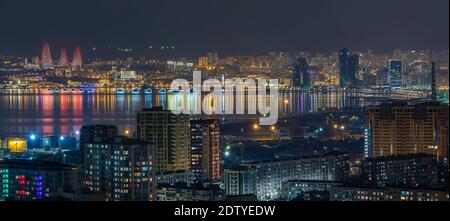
[33,56,40,66]
[72,45,82,71]
[41,41,54,69]
[339,48,350,87]
[365,102,448,162]
[388,60,403,88]
[293,57,310,88]
[190,119,221,182]
[136,107,190,173]
[59,48,68,66]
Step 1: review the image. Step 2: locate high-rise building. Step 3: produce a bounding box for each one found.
[197,56,209,68]
[347,55,360,83]
[33,56,40,66]
[362,154,438,188]
[0,160,77,201]
[339,49,360,87]
[339,48,350,87]
[293,57,310,88]
[240,152,350,200]
[59,48,68,67]
[407,61,430,89]
[388,60,403,88]
[41,41,53,69]
[190,119,221,182]
[376,68,389,87]
[72,45,82,71]
[84,137,156,201]
[365,102,449,161]
[79,125,118,179]
[206,52,220,67]
[136,107,190,173]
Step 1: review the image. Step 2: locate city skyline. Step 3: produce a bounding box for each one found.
[0,0,448,207]
[0,0,449,57]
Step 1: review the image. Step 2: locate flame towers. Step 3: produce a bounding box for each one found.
[41,41,54,69]
[72,45,82,71]
[59,48,68,66]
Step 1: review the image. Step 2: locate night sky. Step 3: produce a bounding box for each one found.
[0,0,448,57]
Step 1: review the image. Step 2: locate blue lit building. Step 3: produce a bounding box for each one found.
[388,60,403,88]
[84,136,156,201]
[339,48,360,87]
[293,57,310,88]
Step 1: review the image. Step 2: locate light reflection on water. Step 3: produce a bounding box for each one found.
[0,91,378,137]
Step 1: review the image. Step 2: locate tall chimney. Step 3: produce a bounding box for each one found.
[431,62,437,102]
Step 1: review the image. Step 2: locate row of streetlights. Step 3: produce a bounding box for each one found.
[28,130,80,141]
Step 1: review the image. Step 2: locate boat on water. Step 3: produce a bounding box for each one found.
[116,88,126,94]
[144,88,153,95]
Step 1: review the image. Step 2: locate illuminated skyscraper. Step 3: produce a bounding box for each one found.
[33,56,40,66]
[137,107,190,173]
[84,137,156,201]
[293,57,310,88]
[365,102,448,162]
[339,48,350,87]
[206,52,220,66]
[59,48,68,66]
[407,61,429,89]
[190,119,221,182]
[79,125,118,180]
[388,60,403,88]
[347,55,360,83]
[197,56,209,68]
[41,41,53,69]
[339,48,360,87]
[72,45,82,71]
